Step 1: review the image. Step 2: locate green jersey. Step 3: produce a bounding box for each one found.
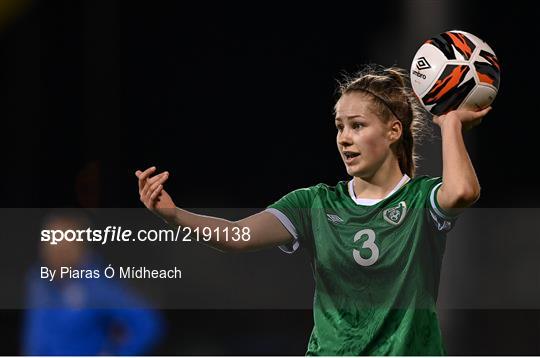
[266,175,456,355]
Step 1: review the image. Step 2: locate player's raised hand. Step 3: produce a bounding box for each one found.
[433,106,492,132]
[135,166,177,223]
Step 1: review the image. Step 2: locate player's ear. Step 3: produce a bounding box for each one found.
[388,119,402,144]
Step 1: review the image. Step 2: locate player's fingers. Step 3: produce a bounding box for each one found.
[147,171,169,186]
[142,179,152,198]
[149,185,163,201]
[142,172,167,197]
[135,170,144,191]
[149,173,169,193]
[138,166,156,181]
[474,106,492,118]
[137,166,156,194]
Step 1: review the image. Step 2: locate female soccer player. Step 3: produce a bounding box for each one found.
[135,66,490,355]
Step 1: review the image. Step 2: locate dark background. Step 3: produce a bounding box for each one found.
[1,0,538,355]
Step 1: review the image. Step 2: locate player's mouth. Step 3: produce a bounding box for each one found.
[343,151,360,164]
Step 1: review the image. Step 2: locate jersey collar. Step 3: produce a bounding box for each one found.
[348,174,411,206]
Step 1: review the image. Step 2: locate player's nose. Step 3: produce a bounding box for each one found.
[337,128,353,146]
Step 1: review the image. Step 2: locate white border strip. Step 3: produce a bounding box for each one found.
[429,182,453,220]
[264,208,300,254]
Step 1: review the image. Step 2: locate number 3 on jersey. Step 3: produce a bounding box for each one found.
[353,229,379,266]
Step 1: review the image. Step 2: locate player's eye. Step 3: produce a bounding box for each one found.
[352,122,364,130]
[335,124,343,131]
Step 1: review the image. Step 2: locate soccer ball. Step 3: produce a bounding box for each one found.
[410,30,500,116]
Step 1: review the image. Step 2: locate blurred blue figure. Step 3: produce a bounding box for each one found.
[23,213,164,355]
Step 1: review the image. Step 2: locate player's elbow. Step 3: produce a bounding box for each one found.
[440,183,481,210]
[452,185,481,207]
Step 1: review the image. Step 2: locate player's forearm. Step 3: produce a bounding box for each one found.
[439,116,481,203]
[165,207,246,252]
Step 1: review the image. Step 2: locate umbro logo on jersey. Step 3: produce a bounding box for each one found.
[383,201,407,225]
[326,214,344,224]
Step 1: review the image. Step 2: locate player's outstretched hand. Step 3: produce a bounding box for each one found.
[433,106,492,132]
[135,166,177,223]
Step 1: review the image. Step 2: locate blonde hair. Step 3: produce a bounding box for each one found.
[336,65,430,177]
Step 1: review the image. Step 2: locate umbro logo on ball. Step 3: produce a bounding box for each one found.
[416,57,431,70]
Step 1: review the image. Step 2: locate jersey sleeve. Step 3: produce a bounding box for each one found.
[425,177,459,233]
[264,185,319,254]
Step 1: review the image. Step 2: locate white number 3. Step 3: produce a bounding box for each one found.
[353,229,379,266]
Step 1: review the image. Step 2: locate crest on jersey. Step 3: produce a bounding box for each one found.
[383,201,407,225]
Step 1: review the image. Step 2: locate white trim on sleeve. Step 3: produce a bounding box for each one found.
[264,208,300,254]
[430,182,453,220]
[429,182,455,232]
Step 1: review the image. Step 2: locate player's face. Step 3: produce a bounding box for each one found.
[335,92,394,178]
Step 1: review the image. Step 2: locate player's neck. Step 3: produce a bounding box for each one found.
[353,162,405,200]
